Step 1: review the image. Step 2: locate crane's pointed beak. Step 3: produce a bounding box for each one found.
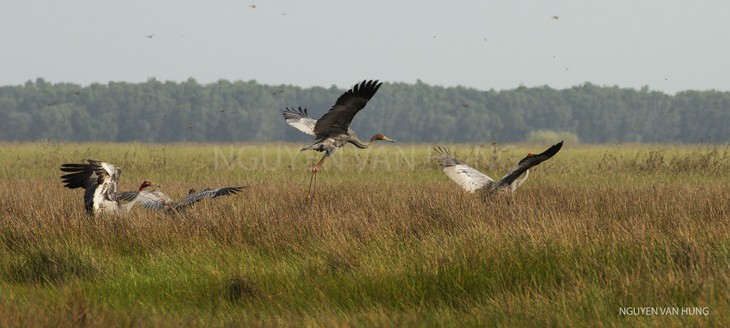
[383,136,395,143]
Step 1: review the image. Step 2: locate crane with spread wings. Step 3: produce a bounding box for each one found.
[282,80,395,202]
[434,141,563,195]
[61,160,129,215]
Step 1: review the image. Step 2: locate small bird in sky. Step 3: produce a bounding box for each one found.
[249,4,256,9]
[146,33,154,39]
[551,15,560,20]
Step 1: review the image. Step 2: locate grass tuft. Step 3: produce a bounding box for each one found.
[225,274,259,304]
[6,245,100,284]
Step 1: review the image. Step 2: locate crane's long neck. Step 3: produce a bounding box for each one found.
[350,134,380,149]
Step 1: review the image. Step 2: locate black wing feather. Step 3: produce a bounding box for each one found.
[60,163,98,189]
[496,141,563,189]
[313,80,382,137]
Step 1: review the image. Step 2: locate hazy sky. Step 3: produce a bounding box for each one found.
[2,0,729,94]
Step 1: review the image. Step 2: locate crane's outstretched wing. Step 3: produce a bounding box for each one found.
[60,162,98,189]
[116,191,140,202]
[313,80,382,137]
[495,141,563,189]
[173,186,245,211]
[87,160,121,185]
[120,190,174,211]
[282,107,317,136]
[434,147,495,193]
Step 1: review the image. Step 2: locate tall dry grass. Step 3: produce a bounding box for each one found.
[0,142,728,326]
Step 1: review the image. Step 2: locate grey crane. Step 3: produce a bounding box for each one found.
[434,141,563,195]
[282,80,395,202]
[116,180,245,214]
[60,160,131,215]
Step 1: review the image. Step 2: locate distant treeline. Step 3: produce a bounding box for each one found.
[1,78,728,144]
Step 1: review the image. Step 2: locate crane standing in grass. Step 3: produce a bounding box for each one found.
[434,141,563,195]
[282,80,395,202]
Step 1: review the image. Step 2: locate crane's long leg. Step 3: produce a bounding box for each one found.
[306,170,317,202]
[306,152,331,203]
[310,170,318,201]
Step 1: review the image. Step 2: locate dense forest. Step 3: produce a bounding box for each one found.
[0,78,728,144]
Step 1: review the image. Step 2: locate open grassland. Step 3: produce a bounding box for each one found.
[0,141,729,327]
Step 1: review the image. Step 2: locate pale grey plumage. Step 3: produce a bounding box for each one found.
[282,107,316,136]
[434,141,563,195]
[117,186,245,213]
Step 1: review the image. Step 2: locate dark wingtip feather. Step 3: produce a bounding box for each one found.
[282,106,309,119]
[542,141,563,157]
[518,141,564,166]
[432,146,453,162]
[60,162,96,189]
[432,146,466,167]
[60,163,90,172]
[217,186,246,196]
[352,79,382,100]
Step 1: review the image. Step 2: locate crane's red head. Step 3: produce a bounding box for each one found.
[139,180,154,191]
[371,133,395,143]
[518,152,536,166]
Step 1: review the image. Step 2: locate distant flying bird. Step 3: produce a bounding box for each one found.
[551,15,560,20]
[146,33,154,39]
[434,141,563,195]
[117,181,245,214]
[282,80,394,202]
[61,160,131,215]
[249,4,256,9]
